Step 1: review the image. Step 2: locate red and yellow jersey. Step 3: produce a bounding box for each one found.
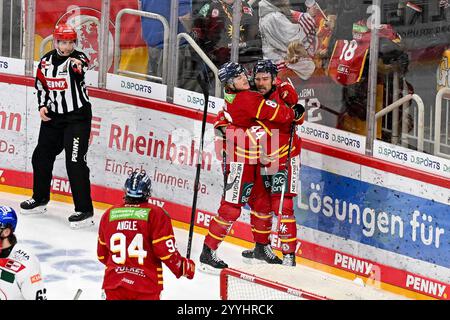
[97,202,182,295]
[219,86,301,163]
[328,39,369,86]
[256,84,303,163]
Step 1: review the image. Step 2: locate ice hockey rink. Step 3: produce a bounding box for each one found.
[0,191,408,300]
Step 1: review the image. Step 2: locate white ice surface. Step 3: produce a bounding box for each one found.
[0,191,249,300]
[0,191,407,300]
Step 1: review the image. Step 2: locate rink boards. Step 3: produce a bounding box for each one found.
[0,73,449,300]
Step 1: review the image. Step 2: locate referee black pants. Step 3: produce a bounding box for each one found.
[31,106,93,213]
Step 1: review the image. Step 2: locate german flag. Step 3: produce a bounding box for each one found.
[33,0,148,75]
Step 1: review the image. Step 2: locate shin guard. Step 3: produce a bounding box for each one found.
[250,210,273,245]
[204,203,240,250]
[273,197,297,254]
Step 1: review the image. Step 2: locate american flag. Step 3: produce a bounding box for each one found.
[297,12,318,55]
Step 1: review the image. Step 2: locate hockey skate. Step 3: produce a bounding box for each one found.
[68,211,94,229]
[199,244,228,275]
[282,253,296,267]
[20,198,49,215]
[242,243,282,265]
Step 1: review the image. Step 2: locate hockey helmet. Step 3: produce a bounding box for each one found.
[253,59,278,78]
[124,169,152,200]
[0,206,17,232]
[53,24,78,42]
[218,62,247,84]
[53,24,77,56]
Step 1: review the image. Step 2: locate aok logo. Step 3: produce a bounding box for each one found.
[46,78,68,90]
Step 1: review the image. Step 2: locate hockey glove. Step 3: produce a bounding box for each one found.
[182,258,196,279]
[279,81,299,106]
[292,103,305,122]
[214,110,229,161]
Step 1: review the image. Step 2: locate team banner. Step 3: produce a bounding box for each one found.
[296,150,450,293]
[30,0,147,74]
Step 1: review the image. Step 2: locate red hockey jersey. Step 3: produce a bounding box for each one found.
[219,85,300,164]
[328,39,369,86]
[254,82,303,163]
[97,202,183,295]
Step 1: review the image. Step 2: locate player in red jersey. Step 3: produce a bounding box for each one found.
[242,60,304,267]
[97,169,195,300]
[215,60,304,267]
[199,61,304,273]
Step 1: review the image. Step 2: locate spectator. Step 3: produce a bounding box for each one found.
[141,0,199,91]
[259,0,316,64]
[279,40,316,81]
[192,0,262,70]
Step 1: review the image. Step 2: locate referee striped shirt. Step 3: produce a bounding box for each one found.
[35,49,91,114]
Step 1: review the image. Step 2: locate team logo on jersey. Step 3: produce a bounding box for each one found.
[109,207,150,221]
[30,273,42,283]
[3,259,24,272]
[46,78,68,90]
[40,60,51,70]
[337,64,350,75]
[279,223,288,234]
[0,268,15,283]
[271,170,287,194]
[240,183,253,204]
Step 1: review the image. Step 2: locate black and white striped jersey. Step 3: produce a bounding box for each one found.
[35,49,91,114]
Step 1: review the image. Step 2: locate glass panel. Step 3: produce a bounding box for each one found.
[259,0,349,131]
[141,0,199,89]
[34,0,106,70]
[1,0,23,58]
[380,0,450,156]
[189,0,263,96]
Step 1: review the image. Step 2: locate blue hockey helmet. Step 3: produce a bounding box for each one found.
[0,206,18,232]
[253,59,278,78]
[218,62,247,84]
[124,169,152,200]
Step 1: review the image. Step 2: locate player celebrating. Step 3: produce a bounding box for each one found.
[20,23,94,229]
[215,60,304,267]
[242,60,304,267]
[199,62,304,273]
[0,206,47,300]
[97,169,195,300]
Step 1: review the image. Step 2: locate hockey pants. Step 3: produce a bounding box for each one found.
[31,106,93,212]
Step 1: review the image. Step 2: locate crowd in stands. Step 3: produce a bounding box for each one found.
[139,0,450,143]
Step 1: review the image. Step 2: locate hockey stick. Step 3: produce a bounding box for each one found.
[276,78,298,230]
[73,288,82,300]
[222,136,228,198]
[186,66,210,259]
[277,121,296,221]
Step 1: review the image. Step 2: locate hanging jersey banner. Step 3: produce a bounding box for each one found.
[328,39,369,86]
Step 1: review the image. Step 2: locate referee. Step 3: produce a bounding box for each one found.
[20,24,94,229]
